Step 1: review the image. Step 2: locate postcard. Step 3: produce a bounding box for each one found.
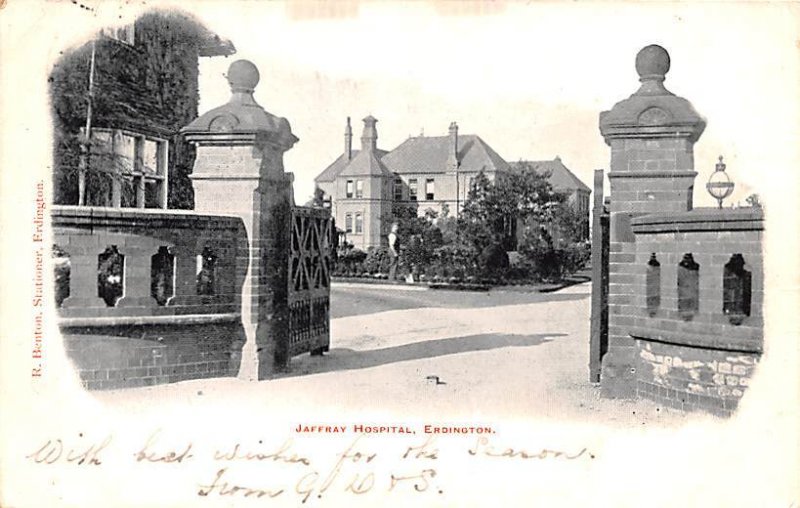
[0,1,798,506]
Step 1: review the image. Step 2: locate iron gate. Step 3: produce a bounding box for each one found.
[589,170,610,382]
[288,206,333,356]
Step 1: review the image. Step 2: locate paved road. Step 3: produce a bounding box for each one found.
[280,281,683,425]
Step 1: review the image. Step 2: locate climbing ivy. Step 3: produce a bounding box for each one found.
[49,10,223,209]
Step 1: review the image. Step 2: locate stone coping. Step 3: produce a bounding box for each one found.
[58,312,241,328]
[630,328,762,354]
[631,207,764,234]
[52,205,245,229]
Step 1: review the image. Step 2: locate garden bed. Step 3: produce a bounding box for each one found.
[331,273,590,293]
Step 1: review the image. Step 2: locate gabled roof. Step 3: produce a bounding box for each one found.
[315,148,389,182]
[338,148,393,178]
[510,158,591,193]
[380,134,510,174]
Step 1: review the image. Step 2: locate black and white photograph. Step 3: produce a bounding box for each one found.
[0,1,798,506]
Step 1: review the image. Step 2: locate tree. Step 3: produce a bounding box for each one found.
[745,193,763,209]
[459,165,565,254]
[550,201,590,246]
[458,163,591,281]
[391,205,444,275]
[306,186,327,208]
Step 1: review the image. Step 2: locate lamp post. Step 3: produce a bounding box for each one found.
[706,155,735,209]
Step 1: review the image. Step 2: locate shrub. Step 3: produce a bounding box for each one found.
[334,246,367,276]
[478,242,509,279]
[516,225,588,282]
[363,246,393,275]
[432,243,478,279]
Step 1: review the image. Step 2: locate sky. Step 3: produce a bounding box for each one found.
[171,1,800,209]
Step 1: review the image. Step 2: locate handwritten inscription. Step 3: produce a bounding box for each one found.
[26,434,112,466]
[468,436,592,460]
[214,439,311,466]
[135,430,193,464]
[26,430,592,503]
[198,468,285,499]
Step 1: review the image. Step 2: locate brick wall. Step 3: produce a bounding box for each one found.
[626,209,764,415]
[53,206,248,389]
[636,340,758,417]
[62,321,243,390]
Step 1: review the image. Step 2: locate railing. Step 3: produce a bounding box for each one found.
[53,206,249,388]
[53,206,247,320]
[628,208,764,353]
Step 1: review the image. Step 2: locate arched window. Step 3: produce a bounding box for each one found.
[98,245,124,307]
[645,253,660,317]
[723,254,751,325]
[151,246,175,306]
[677,253,699,321]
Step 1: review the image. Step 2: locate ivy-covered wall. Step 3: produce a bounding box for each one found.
[49,10,230,209]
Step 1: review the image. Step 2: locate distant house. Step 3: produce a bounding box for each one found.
[49,10,235,209]
[316,117,592,250]
[315,118,511,250]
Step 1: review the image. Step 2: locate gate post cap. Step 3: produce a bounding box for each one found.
[227,60,260,93]
[635,44,670,81]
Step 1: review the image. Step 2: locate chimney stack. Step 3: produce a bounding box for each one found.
[361,115,378,152]
[344,117,353,160]
[447,121,459,171]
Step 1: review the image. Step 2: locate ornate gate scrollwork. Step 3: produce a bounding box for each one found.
[288,206,333,356]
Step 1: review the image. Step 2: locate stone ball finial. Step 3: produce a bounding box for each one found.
[227,60,260,93]
[635,44,670,80]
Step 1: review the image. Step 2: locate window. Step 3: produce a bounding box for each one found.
[723,254,751,325]
[677,253,699,321]
[100,24,135,45]
[81,128,168,209]
[394,175,403,201]
[409,179,418,201]
[356,180,363,198]
[425,178,435,200]
[345,213,353,233]
[355,213,363,234]
[645,253,661,316]
[346,180,354,198]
